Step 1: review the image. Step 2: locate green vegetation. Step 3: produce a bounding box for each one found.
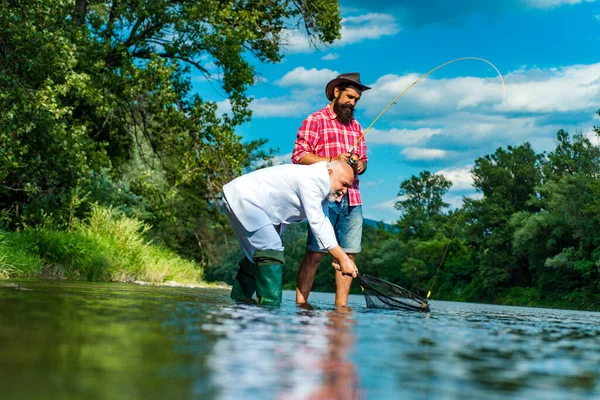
[0,1,341,284]
[0,206,201,284]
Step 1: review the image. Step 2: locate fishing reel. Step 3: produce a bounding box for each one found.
[347,153,360,167]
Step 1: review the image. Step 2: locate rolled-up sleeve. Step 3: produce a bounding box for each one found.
[292,115,321,164]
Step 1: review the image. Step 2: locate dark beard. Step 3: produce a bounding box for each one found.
[333,99,354,125]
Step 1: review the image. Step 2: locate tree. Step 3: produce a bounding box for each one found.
[1,0,342,267]
[465,143,543,294]
[511,127,600,302]
[395,171,452,240]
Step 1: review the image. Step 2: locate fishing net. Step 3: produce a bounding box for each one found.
[358,274,430,312]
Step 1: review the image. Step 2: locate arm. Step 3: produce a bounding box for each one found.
[297,152,330,165]
[355,159,367,175]
[292,115,321,164]
[292,114,351,165]
[328,246,358,277]
[299,152,353,165]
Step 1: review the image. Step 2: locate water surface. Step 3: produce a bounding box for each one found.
[1,280,599,399]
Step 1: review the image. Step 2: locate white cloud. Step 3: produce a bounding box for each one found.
[269,152,293,166]
[362,179,386,187]
[363,62,600,117]
[373,198,400,211]
[276,67,338,88]
[281,13,399,54]
[250,96,315,118]
[444,195,466,210]
[321,53,340,61]
[280,29,313,54]
[443,192,483,210]
[353,62,600,162]
[500,64,600,113]
[526,0,595,8]
[337,13,400,45]
[584,128,600,145]
[368,127,443,146]
[436,166,474,191]
[216,99,231,116]
[401,147,448,160]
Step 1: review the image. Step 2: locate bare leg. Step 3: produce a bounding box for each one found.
[334,253,355,307]
[296,250,324,304]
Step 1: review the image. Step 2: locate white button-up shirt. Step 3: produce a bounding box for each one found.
[223,162,338,250]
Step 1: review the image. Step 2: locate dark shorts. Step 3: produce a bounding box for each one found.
[307,195,363,254]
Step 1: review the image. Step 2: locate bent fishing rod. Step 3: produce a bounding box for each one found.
[347,56,506,165]
[348,57,506,303]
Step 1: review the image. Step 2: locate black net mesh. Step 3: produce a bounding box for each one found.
[358,274,430,312]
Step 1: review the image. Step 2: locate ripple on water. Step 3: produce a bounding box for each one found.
[1,282,600,399]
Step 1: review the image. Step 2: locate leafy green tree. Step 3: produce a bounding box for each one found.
[395,171,452,240]
[465,143,542,294]
[543,129,600,179]
[512,128,600,302]
[1,0,342,269]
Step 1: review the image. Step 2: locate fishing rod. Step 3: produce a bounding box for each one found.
[347,56,506,165]
[350,58,506,309]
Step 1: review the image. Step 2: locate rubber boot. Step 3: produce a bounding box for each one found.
[230,257,257,302]
[254,250,285,307]
[255,264,283,306]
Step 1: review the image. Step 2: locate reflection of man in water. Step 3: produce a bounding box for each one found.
[310,311,363,400]
[280,309,363,400]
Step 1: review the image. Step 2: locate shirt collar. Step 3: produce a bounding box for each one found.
[325,104,337,120]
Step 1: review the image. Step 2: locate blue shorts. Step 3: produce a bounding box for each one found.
[307,196,363,254]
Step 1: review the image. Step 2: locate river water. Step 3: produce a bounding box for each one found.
[1,280,599,399]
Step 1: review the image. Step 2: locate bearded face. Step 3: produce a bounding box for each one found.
[333,94,355,124]
[327,189,344,202]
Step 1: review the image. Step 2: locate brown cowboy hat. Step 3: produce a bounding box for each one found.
[325,72,371,101]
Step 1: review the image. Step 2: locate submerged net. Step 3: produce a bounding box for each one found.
[358,274,430,312]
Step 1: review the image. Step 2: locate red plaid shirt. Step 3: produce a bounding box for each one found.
[292,104,368,206]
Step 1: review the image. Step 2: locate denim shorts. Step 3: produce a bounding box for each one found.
[307,195,363,253]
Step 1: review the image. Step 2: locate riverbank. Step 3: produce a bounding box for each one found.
[0,206,206,286]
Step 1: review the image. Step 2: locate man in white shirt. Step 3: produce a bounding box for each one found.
[222,160,359,306]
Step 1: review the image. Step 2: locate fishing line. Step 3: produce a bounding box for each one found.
[348,56,506,155]
[426,211,462,301]
[353,58,505,309]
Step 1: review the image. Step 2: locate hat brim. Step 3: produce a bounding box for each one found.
[325,78,371,101]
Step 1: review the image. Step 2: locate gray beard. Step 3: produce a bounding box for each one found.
[328,191,342,202]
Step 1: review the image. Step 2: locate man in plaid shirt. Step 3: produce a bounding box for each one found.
[292,72,370,307]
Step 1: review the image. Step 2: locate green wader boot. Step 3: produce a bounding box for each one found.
[230,257,257,302]
[253,250,285,307]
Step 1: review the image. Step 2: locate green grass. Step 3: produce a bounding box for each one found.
[0,206,203,284]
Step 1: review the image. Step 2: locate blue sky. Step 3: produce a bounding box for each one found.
[194,0,600,223]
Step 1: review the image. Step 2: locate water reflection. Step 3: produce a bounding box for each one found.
[300,309,363,400]
[202,301,363,399]
[2,281,600,399]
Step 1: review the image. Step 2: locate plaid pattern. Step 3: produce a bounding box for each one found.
[292,105,368,206]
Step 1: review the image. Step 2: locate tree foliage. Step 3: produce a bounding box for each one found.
[0,0,341,267]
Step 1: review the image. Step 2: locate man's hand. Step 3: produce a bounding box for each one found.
[355,160,366,175]
[334,152,352,164]
[332,257,358,278]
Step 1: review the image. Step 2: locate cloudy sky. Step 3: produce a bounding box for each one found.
[194,0,600,223]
